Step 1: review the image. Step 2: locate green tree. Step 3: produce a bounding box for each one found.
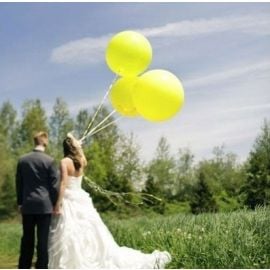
[49,98,74,158]
[0,132,14,188]
[115,133,142,192]
[15,99,48,152]
[143,174,160,195]
[0,114,17,218]
[84,106,119,187]
[75,109,89,138]
[173,147,195,201]
[194,146,243,211]
[0,173,16,218]
[0,101,17,141]
[82,106,133,213]
[190,171,218,214]
[212,146,245,196]
[241,119,270,209]
[142,174,165,214]
[148,137,175,199]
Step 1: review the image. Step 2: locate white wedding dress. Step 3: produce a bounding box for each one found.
[48,175,172,269]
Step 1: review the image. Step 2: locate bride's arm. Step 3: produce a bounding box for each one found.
[54,160,68,214]
[75,140,87,167]
[80,148,87,167]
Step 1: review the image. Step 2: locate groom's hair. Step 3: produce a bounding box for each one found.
[34,131,48,147]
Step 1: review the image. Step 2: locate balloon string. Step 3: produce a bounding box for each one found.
[81,90,109,138]
[85,116,122,138]
[81,109,116,142]
[81,75,118,139]
[88,109,116,135]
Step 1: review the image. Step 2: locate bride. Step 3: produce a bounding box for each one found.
[48,133,172,269]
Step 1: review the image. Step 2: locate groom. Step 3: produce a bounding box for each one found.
[16,131,59,269]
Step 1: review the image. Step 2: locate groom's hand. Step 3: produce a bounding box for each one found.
[17,205,22,214]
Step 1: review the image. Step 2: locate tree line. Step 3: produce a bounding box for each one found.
[0,98,269,219]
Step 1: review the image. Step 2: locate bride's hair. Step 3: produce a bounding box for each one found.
[63,137,82,171]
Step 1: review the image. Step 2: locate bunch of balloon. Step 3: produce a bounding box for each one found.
[106,30,185,122]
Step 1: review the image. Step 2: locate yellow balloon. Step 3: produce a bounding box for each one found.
[106,31,152,77]
[132,70,185,122]
[109,77,139,117]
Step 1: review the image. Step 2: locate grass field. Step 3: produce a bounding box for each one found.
[0,207,269,269]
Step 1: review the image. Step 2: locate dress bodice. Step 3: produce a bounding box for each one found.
[66,175,83,190]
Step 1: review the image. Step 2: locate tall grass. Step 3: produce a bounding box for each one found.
[0,222,21,268]
[105,207,270,268]
[0,207,269,269]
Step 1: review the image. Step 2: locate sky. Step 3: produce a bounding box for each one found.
[0,3,270,162]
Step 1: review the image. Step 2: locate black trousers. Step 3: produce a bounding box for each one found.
[18,214,51,269]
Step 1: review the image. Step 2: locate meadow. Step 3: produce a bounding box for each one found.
[0,207,269,269]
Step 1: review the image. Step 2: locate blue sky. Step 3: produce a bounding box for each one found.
[0,3,270,162]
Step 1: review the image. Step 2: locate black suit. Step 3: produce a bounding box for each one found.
[16,149,59,269]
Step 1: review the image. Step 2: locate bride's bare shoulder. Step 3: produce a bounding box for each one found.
[60,157,73,165]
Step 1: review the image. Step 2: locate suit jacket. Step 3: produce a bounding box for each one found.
[16,149,60,214]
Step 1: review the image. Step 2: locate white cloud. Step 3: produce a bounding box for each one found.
[50,13,270,65]
[184,60,270,89]
[50,35,111,65]
[139,14,270,38]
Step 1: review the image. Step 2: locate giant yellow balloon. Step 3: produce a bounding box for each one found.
[109,77,139,117]
[106,31,152,77]
[132,70,185,122]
